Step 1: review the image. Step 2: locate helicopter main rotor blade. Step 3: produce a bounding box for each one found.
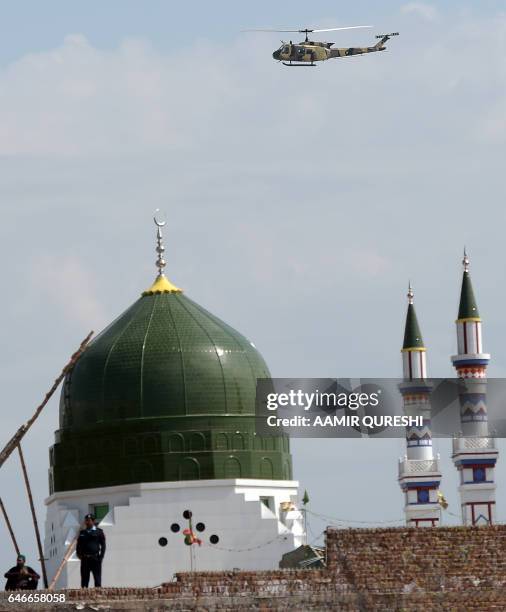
[241,29,306,32]
[242,25,373,33]
[309,26,373,33]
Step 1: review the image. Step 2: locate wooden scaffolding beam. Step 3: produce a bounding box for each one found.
[0,331,93,471]
[18,443,49,588]
[48,535,78,590]
[0,496,20,555]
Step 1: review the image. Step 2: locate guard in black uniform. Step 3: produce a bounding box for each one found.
[76,513,106,588]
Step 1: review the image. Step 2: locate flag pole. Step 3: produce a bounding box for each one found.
[302,490,309,546]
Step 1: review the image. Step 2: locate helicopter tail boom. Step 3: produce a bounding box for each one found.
[329,32,398,59]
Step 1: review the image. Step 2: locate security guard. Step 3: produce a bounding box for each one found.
[76,513,106,588]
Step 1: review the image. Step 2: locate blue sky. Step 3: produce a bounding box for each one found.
[1,1,502,64]
[0,0,506,581]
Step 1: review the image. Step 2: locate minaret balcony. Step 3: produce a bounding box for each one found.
[398,457,440,478]
[452,435,496,453]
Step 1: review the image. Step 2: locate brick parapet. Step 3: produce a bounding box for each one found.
[2,526,505,610]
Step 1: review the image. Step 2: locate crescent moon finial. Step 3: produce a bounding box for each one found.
[154,208,166,227]
[153,209,167,277]
[142,210,183,295]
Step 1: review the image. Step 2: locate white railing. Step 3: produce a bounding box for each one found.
[398,458,440,478]
[452,436,496,453]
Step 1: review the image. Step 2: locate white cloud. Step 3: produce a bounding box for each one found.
[401,2,439,21]
[0,14,505,160]
[0,34,232,155]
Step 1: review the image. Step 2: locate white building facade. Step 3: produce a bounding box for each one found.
[44,479,303,588]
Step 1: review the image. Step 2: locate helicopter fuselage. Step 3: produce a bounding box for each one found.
[272,42,330,64]
[272,33,396,66]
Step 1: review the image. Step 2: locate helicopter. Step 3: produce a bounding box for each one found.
[246,26,399,67]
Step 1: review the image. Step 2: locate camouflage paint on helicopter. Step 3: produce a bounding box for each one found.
[245,26,399,67]
[272,33,399,66]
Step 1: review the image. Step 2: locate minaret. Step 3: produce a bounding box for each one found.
[451,250,498,525]
[398,284,442,527]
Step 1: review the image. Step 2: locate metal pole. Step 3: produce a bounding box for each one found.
[0,497,20,555]
[18,444,48,588]
[189,516,194,572]
[0,331,93,471]
[48,535,77,590]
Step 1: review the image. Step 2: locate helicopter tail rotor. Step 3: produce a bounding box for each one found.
[375,32,399,39]
[373,32,399,49]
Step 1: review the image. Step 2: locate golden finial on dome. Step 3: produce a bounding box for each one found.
[142,210,182,295]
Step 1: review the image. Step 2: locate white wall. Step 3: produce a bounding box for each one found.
[44,479,303,588]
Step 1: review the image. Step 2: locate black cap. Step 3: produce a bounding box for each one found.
[84,513,95,520]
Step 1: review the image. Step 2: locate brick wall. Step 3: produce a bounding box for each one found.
[2,525,506,611]
[326,525,506,593]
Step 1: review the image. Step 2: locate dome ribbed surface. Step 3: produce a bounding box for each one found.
[50,291,292,493]
[64,293,269,425]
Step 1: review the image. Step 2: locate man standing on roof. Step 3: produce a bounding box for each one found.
[76,513,106,588]
[4,554,40,590]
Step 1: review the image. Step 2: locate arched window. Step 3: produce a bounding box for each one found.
[264,437,276,451]
[180,457,200,480]
[216,433,228,450]
[260,458,274,479]
[232,433,245,450]
[190,433,206,451]
[224,457,242,478]
[168,434,184,453]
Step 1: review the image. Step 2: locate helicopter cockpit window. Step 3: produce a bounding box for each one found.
[282,45,290,54]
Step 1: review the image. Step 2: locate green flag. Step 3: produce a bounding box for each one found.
[302,490,309,506]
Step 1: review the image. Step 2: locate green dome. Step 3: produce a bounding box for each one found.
[49,282,292,493]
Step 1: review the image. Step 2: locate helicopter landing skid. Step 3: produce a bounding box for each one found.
[282,61,316,67]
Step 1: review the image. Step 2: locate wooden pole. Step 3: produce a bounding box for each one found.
[0,331,94,471]
[18,443,48,588]
[189,516,194,572]
[48,535,78,590]
[0,497,20,555]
